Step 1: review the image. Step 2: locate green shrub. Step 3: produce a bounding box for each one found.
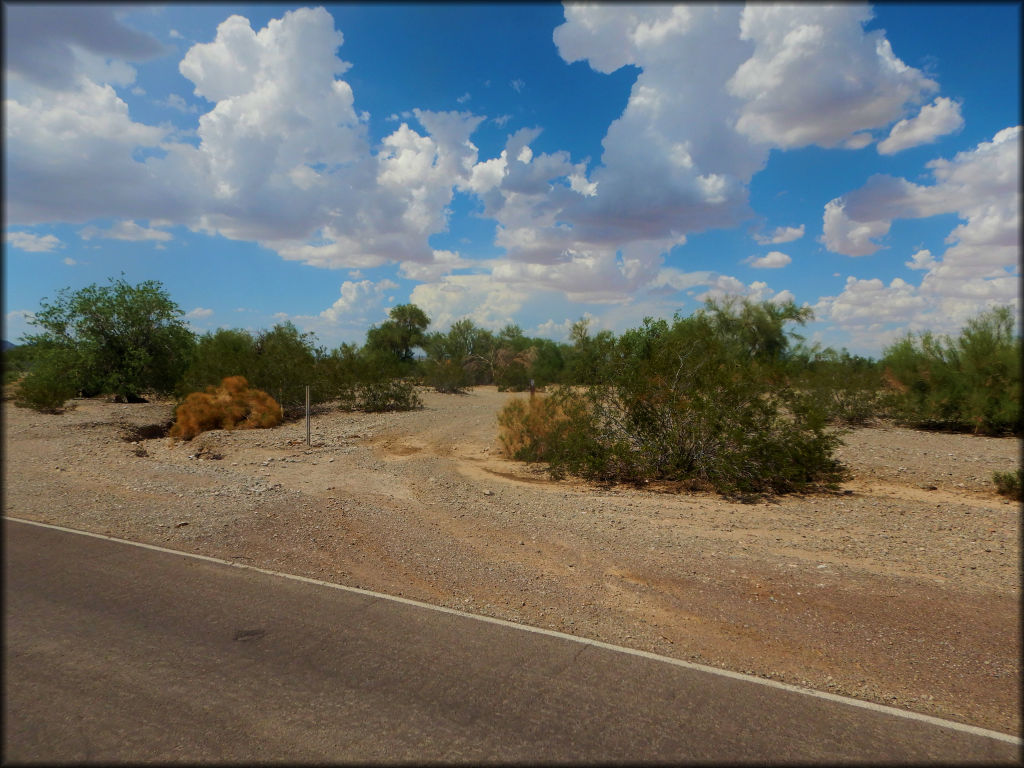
[993,469,1022,501]
[495,346,535,392]
[421,323,473,393]
[787,348,885,427]
[3,344,39,387]
[338,379,422,412]
[13,348,79,413]
[882,306,1021,435]
[422,358,471,393]
[498,301,848,497]
[562,319,616,386]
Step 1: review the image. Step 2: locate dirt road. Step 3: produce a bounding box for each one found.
[3,387,1019,733]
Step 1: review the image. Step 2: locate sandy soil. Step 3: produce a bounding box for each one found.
[3,387,1020,734]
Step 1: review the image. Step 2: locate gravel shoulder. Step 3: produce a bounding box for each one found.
[3,387,1020,734]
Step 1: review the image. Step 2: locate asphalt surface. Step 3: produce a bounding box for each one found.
[4,517,1020,764]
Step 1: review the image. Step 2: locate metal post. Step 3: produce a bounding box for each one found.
[305,385,311,446]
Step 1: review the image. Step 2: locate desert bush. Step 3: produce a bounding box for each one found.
[882,306,1021,435]
[319,342,362,394]
[321,340,422,411]
[337,379,422,412]
[422,319,568,391]
[422,326,473,393]
[497,390,590,462]
[447,319,500,386]
[495,346,537,391]
[498,301,847,496]
[3,344,39,387]
[360,379,422,412]
[170,376,282,440]
[13,348,79,413]
[993,469,1022,501]
[529,339,566,387]
[422,358,471,393]
[787,347,885,427]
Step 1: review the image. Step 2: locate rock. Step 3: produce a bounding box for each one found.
[483,490,495,496]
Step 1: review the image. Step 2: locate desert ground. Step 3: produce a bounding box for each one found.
[3,387,1020,734]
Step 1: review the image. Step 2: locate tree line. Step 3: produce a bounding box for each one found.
[4,277,1020,447]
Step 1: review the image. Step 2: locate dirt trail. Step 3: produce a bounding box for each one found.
[2,387,1020,734]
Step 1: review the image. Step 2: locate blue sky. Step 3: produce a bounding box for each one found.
[4,3,1020,356]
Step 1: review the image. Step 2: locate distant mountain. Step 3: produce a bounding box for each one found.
[2,340,16,351]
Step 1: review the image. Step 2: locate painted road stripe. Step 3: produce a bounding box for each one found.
[6,515,1020,745]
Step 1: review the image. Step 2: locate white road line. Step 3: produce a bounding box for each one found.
[6,515,1020,745]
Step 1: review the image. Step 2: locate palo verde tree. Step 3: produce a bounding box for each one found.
[17,277,194,409]
[252,321,324,413]
[563,317,616,385]
[177,328,259,397]
[364,303,430,377]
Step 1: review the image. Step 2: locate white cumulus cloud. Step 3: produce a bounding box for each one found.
[754,224,804,245]
[823,126,1020,261]
[817,127,1020,343]
[460,3,949,310]
[80,220,173,242]
[905,249,936,271]
[728,4,937,149]
[821,199,892,257]
[6,7,499,274]
[318,279,399,324]
[410,273,532,332]
[877,97,964,155]
[5,78,172,225]
[6,231,62,252]
[398,250,475,282]
[744,251,791,269]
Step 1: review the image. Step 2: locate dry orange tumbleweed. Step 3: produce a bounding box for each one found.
[170,375,282,440]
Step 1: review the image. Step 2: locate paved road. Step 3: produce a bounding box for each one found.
[4,518,1020,764]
